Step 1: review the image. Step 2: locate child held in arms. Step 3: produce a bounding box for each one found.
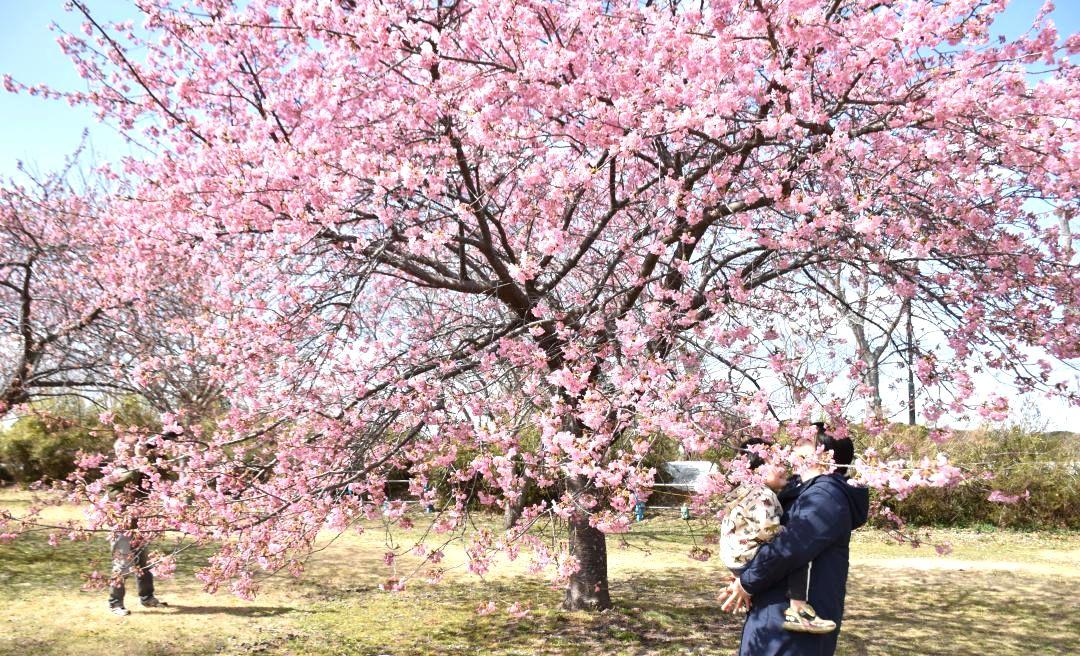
[719,437,836,634]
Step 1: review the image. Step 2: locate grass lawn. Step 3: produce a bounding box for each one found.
[1,488,1077,656]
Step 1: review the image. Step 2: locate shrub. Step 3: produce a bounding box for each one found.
[0,395,161,486]
[859,425,1080,530]
[0,399,110,485]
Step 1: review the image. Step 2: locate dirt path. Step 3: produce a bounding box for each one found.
[852,554,1080,577]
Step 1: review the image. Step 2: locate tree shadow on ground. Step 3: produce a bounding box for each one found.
[294,563,1080,656]
[4,522,1078,656]
[162,604,300,617]
[295,568,745,656]
[839,566,1079,656]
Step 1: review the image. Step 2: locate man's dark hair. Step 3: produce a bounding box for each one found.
[813,422,855,476]
[739,437,771,471]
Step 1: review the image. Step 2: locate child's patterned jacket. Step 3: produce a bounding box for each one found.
[719,483,782,570]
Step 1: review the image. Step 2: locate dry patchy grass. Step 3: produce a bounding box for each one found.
[1,489,1077,656]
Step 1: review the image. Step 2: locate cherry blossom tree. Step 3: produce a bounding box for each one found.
[107,295,226,422]
[1,155,219,423]
[812,262,911,418]
[0,157,131,413]
[30,0,1079,609]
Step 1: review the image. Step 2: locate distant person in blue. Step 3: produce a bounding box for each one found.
[721,423,869,656]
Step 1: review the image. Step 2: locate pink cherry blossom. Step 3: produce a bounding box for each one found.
[987,489,1031,505]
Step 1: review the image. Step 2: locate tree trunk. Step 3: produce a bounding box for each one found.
[503,458,531,531]
[503,494,525,531]
[863,362,882,418]
[563,511,612,611]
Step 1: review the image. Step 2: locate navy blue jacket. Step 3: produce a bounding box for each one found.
[738,474,870,656]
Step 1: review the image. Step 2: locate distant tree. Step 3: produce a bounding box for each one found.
[0,156,132,412]
[0,396,160,485]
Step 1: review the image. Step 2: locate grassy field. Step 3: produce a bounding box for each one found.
[2,489,1078,656]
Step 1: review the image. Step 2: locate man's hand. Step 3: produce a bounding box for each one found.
[720,577,752,614]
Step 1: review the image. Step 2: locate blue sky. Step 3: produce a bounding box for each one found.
[0,0,138,176]
[1,1,1076,428]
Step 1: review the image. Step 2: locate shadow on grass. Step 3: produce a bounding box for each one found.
[292,568,744,656]
[163,604,300,617]
[0,534,222,589]
[293,563,1080,656]
[839,566,1079,656]
[4,522,1078,656]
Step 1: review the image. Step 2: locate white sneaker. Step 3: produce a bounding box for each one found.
[110,606,131,616]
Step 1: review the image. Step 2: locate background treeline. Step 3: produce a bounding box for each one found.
[2,403,1077,529]
[0,396,159,485]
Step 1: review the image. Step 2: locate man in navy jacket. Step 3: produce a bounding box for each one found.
[722,429,869,656]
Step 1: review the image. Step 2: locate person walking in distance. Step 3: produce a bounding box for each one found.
[107,434,169,616]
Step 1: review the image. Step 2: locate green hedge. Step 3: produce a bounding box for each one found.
[860,425,1080,530]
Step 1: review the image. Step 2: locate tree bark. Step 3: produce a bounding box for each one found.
[563,510,612,611]
[503,494,525,531]
[863,361,882,418]
[561,472,612,611]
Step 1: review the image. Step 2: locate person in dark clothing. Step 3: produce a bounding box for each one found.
[721,425,869,656]
[719,438,836,634]
[107,436,169,616]
[108,531,163,615]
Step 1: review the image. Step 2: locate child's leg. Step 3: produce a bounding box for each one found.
[109,534,131,610]
[108,578,126,609]
[787,563,809,604]
[133,545,157,603]
[783,562,836,634]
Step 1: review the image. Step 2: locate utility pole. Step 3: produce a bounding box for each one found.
[906,301,916,426]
